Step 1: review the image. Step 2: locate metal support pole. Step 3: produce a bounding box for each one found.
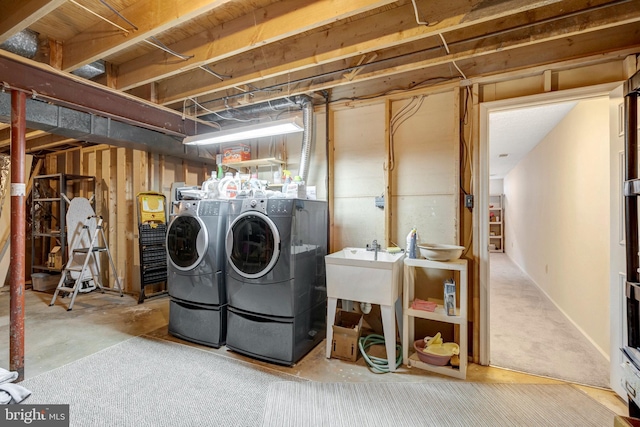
[10,90,26,382]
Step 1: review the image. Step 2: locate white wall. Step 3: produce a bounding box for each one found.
[490,179,504,195]
[504,97,610,354]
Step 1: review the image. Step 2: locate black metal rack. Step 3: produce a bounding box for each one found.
[137,192,168,303]
[31,173,95,275]
[622,68,640,417]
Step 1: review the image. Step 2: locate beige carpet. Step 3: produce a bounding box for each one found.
[490,253,610,388]
[20,336,305,427]
[261,381,615,427]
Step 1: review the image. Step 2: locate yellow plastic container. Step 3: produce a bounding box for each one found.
[137,192,166,224]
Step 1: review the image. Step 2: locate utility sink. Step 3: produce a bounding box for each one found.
[325,247,404,308]
[324,247,405,370]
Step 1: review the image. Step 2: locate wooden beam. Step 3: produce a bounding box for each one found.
[132,149,147,294]
[116,0,397,90]
[48,38,63,70]
[0,0,67,43]
[25,137,79,153]
[61,0,236,71]
[105,62,117,90]
[0,49,213,137]
[384,98,392,247]
[157,0,636,107]
[0,129,49,148]
[206,12,640,110]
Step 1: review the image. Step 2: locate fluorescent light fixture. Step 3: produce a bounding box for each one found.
[183,117,304,145]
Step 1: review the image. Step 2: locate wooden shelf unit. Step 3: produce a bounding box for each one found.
[402,257,468,379]
[489,194,504,253]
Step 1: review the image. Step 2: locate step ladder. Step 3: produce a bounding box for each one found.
[50,215,123,311]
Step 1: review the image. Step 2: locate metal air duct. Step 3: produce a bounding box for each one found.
[200,95,314,182]
[0,30,38,59]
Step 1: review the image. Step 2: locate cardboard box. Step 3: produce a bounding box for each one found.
[222,144,251,163]
[331,309,363,362]
[48,246,63,270]
[31,273,61,292]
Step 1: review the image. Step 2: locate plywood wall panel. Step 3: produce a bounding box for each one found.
[393,194,457,249]
[390,90,459,246]
[333,104,386,200]
[329,91,459,251]
[391,92,457,197]
[332,197,385,250]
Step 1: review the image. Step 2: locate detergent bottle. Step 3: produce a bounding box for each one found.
[281,170,292,195]
[406,227,419,259]
[202,171,219,199]
[218,172,238,199]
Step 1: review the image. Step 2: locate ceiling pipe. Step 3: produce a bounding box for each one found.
[199,95,314,182]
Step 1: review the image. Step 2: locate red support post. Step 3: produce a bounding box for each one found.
[10,89,26,382]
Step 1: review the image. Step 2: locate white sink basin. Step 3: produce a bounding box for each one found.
[325,247,405,305]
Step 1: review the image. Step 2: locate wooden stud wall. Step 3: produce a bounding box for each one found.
[43,145,211,294]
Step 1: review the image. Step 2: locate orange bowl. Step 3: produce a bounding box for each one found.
[413,340,451,366]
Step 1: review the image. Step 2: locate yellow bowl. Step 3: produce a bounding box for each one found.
[413,340,451,366]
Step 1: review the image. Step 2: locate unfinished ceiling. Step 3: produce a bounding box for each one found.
[0,0,639,156]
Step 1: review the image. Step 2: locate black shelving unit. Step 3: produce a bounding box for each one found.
[31,173,95,276]
[622,68,640,417]
[137,192,168,303]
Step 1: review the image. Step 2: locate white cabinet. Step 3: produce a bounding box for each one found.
[489,194,504,253]
[402,257,468,379]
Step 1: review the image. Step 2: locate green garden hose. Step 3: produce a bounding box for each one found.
[358,334,402,374]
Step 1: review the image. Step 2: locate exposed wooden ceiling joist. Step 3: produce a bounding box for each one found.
[155,0,633,106]
[0,0,66,43]
[160,0,640,110]
[0,0,637,155]
[61,0,238,71]
[114,0,397,90]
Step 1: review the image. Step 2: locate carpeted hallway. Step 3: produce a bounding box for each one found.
[489,252,610,388]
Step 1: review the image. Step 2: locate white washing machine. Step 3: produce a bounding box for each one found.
[224,197,327,365]
[166,200,228,347]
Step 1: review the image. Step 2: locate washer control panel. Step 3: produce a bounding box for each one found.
[268,199,294,216]
[241,198,268,214]
[198,200,221,217]
[176,200,199,215]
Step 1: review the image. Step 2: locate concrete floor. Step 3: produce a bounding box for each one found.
[0,286,628,416]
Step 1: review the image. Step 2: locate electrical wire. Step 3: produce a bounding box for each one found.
[410,0,467,81]
[459,87,472,197]
[358,334,402,374]
[387,95,427,171]
[69,0,131,33]
[459,86,474,258]
[144,37,194,61]
[186,98,254,122]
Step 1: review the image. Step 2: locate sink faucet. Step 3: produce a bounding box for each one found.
[368,239,380,260]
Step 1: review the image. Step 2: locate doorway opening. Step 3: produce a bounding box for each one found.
[478,84,621,389]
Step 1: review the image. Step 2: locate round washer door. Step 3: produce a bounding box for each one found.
[166,215,208,271]
[226,211,280,279]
